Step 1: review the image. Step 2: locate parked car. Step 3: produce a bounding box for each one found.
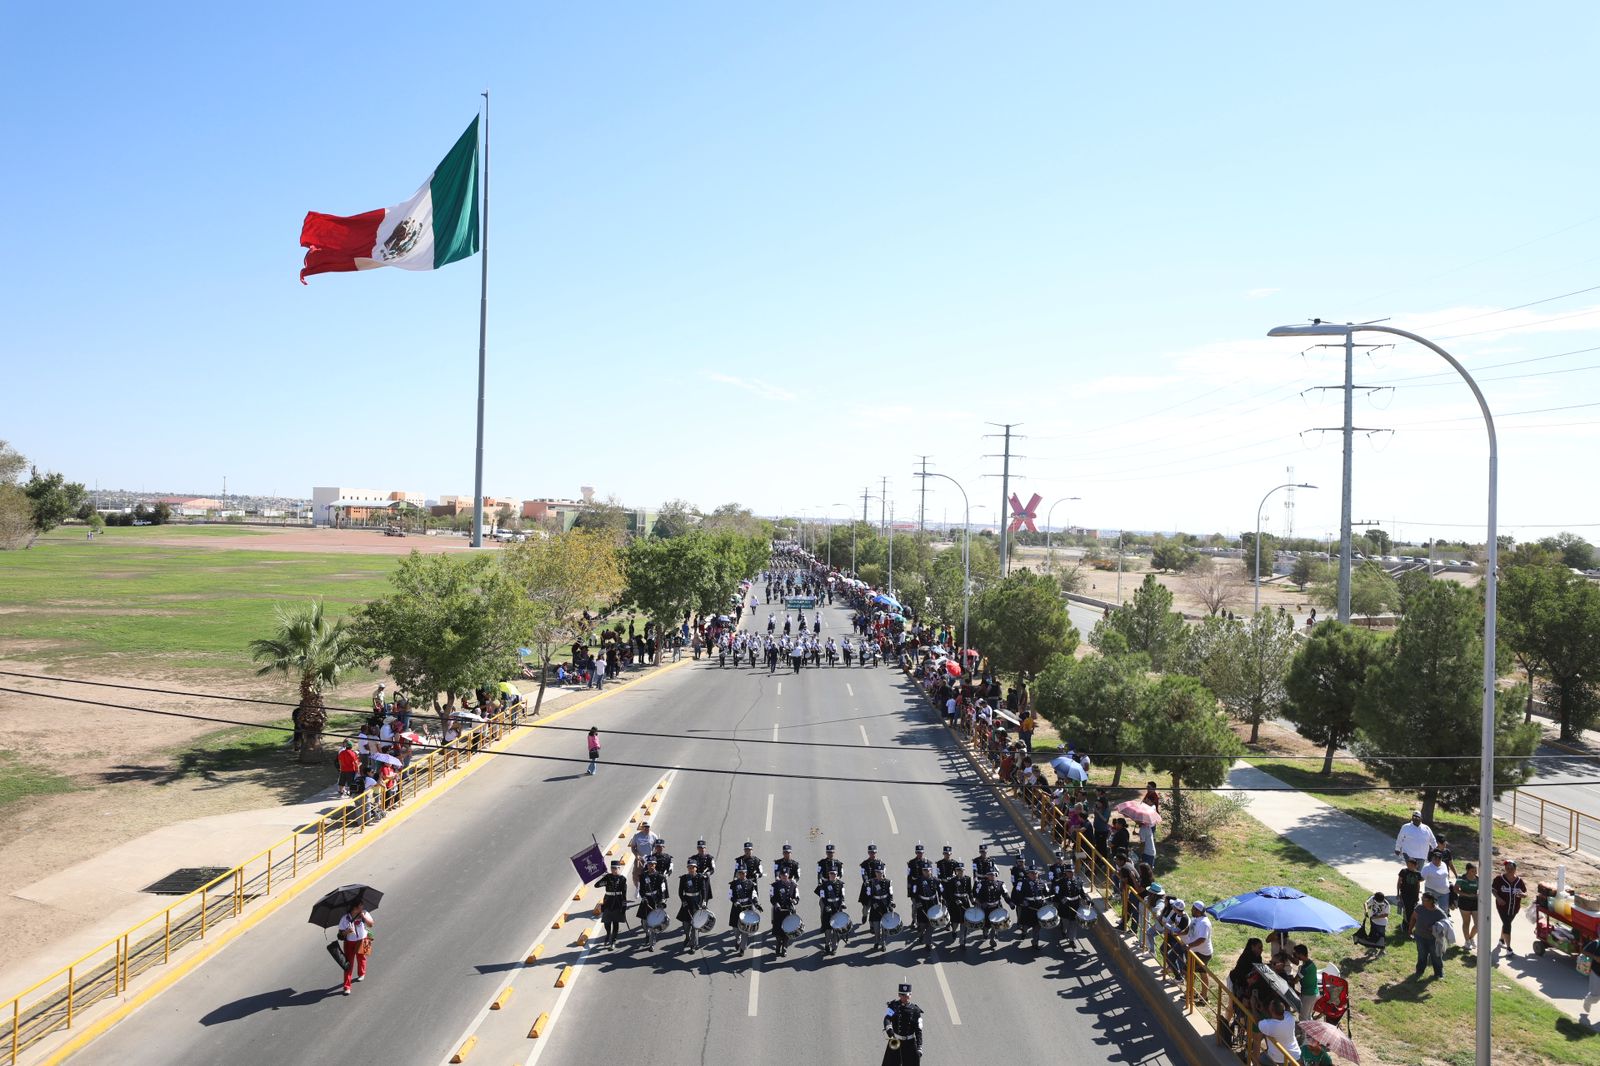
[384,527,406,537]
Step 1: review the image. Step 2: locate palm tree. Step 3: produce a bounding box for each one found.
[250,600,365,762]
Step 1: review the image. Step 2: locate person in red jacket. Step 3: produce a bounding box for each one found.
[336,740,360,797]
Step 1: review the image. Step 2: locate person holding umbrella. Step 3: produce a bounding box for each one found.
[337,898,374,993]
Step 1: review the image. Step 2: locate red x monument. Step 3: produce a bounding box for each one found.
[1008,492,1041,533]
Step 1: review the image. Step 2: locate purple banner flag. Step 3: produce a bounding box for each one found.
[571,842,607,883]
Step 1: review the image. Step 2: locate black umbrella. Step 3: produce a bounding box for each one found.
[309,884,383,929]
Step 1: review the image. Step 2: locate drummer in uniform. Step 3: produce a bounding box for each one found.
[816,842,843,884]
[859,843,886,923]
[734,841,764,884]
[693,839,716,878]
[769,867,800,958]
[728,867,762,953]
[815,867,848,954]
[677,858,712,950]
[864,869,896,950]
[774,843,801,882]
[974,869,1008,948]
[598,859,630,948]
[935,844,960,883]
[1012,865,1049,948]
[1054,861,1090,950]
[972,843,997,882]
[650,839,674,879]
[905,843,931,896]
[943,859,975,948]
[881,982,925,1065]
[909,866,943,954]
[636,858,670,940]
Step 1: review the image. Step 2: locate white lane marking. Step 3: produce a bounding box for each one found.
[846,683,854,698]
[766,793,774,832]
[777,682,783,696]
[881,795,899,835]
[773,722,779,742]
[933,961,962,1025]
[747,948,763,1016]
[859,725,870,746]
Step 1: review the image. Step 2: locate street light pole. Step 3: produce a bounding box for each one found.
[916,470,970,659]
[1271,321,1497,1066]
[1045,496,1081,571]
[1254,482,1316,613]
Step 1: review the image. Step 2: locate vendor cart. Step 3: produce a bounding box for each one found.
[1532,884,1600,960]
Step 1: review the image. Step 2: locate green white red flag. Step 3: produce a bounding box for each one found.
[299,118,480,283]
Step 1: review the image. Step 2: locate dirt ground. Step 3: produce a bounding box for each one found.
[138,526,504,555]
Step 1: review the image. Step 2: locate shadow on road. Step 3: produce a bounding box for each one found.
[199,985,343,1024]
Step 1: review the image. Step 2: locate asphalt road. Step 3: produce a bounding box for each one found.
[67,597,1179,1066]
[1496,742,1600,857]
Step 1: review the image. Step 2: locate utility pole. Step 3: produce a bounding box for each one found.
[862,486,871,525]
[880,475,888,532]
[1304,336,1392,622]
[984,423,1023,575]
[888,502,895,595]
[1284,466,1295,540]
[915,456,930,536]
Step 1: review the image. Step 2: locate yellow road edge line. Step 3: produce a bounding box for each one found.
[35,659,694,1066]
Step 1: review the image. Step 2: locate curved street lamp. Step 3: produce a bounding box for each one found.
[1253,482,1316,612]
[915,470,970,659]
[1270,320,1497,1065]
[1045,496,1081,571]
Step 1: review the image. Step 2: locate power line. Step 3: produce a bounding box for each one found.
[1363,343,1600,386]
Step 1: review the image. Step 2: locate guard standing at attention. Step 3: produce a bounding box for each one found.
[598,859,630,948]
[881,982,925,1064]
[774,843,801,882]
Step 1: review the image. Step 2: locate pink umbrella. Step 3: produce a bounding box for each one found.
[944,660,962,678]
[1114,800,1163,826]
[1299,1020,1359,1062]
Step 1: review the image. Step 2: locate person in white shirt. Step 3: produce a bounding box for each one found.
[1420,852,1454,912]
[1394,811,1438,864]
[1182,901,1214,967]
[1256,998,1301,1065]
[337,899,374,994]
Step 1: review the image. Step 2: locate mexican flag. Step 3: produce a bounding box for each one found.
[299,117,480,283]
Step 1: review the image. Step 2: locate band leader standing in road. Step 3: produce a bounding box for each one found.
[882,982,924,1063]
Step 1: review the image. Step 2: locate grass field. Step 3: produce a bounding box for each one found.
[1143,799,1600,1066]
[0,751,76,808]
[0,532,399,673]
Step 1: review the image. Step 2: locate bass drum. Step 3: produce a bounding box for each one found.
[738,909,762,934]
[987,908,1011,929]
[880,911,904,933]
[691,909,716,932]
[780,914,805,936]
[964,906,987,930]
[926,904,950,931]
[1037,903,1061,930]
[646,908,670,930]
[829,911,852,932]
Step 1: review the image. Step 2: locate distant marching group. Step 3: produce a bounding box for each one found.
[592,825,1099,961]
[699,612,882,672]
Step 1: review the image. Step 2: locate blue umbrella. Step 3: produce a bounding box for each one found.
[1207,886,1358,933]
[1051,756,1087,782]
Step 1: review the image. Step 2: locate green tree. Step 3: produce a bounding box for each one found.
[926,536,1000,632]
[1033,651,1148,785]
[572,495,632,537]
[249,600,366,761]
[1137,674,1242,837]
[1239,532,1275,579]
[503,531,625,714]
[1353,580,1537,823]
[1538,532,1597,572]
[1289,554,1331,591]
[351,552,531,710]
[653,498,700,539]
[1186,610,1297,743]
[151,501,174,525]
[970,570,1079,681]
[0,441,32,549]
[623,531,749,661]
[1512,568,1600,740]
[1284,622,1379,773]
[1365,528,1393,555]
[1091,573,1187,671]
[23,469,88,534]
[1312,560,1398,616]
[1394,568,1433,616]
[1151,541,1195,573]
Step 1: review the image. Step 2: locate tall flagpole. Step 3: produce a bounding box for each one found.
[471,90,490,548]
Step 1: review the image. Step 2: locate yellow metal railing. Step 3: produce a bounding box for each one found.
[1508,789,1599,855]
[945,701,1300,1066]
[1,703,522,1064]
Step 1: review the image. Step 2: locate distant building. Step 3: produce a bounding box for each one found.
[152,496,221,516]
[312,487,423,526]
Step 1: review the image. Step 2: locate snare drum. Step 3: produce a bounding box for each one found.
[780,913,804,936]
[880,910,904,933]
[964,906,987,930]
[926,903,950,931]
[829,911,852,932]
[738,909,762,934]
[646,908,669,930]
[1076,904,1098,926]
[987,908,1011,929]
[1037,903,1061,930]
[691,908,716,932]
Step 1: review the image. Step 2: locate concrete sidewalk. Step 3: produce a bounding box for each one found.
[0,670,637,1001]
[1226,761,1593,1023]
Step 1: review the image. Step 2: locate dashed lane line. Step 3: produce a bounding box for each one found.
[881,796,899,835]
[933,961,962,1025]
[765,793,774,832]
[859,725,870,746]
[846,683,854,698]
[747,949,763,1016]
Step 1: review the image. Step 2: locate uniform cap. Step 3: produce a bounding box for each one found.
[978,843,989,851]
[868,843,877,851]
[897,983,912,995]
[655,839,666,847]
[914,844,925,853]
[687,859,699,868]
[743,841,754,849]
[782,843,792,852]
[942,845,952,853]
[697,839,708,847]
[610,860,622,868]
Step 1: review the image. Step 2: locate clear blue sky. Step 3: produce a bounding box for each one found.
[7,2,1599,543]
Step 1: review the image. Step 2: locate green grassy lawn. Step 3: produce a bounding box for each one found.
[0,751,77,807]
[1149,801,1600,1066]
[131,711,369,802]
[0,536,398,672]
[37,524,273,541]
